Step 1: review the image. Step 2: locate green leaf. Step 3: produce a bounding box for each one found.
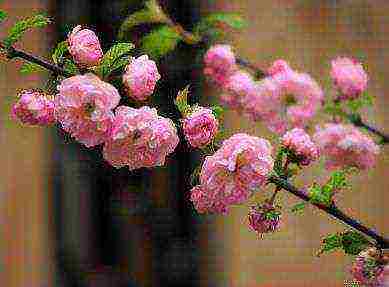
[140,25,182,60]
[63,59,79,75]
[346,92,374,114]
[3,13,51,48]
[211,105,224,119]
[52,41,69,65]
[0,10,7,24]
[174,85,192,117]
[264,209,281,220]
[194,13,247,41]
[290,202,306,215]
[309,183,332,207]
[323,100,346,117]
[96,42,134,79]
[273,148,286,177]
[19,62,45,75]
[190,165,202,186]
[341,231,370,255]
[317,233,343,256]
[118,0,169,40]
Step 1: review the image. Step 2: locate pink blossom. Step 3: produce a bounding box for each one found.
[67,25,103,67]
[267,59,292,76]
[313,123,379,170]
[11,89,55,126]
[281,128,319,166]
[182,107,219,148]
[122,55,161,101]
[244,67,324,134]
[55,73,120,147]
[220,70,256,110]
[203,44,237,86]
[248,201,281,235]
[331,57,368,100]
[190,133,274,214]
[351,247,385,287]
[103,106,179,170]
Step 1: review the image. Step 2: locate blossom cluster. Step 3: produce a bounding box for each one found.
[190,133,274,214]
[11,26,176,170]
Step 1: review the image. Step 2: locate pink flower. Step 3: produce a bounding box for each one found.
[331,57,368,100]
[182,107,219,148]
[244,67,324,134]
[103,106,179,170]
[281,128,319,166]
[67,25,103,67]
[267,59,292,76]
[122,55,161,101]
[220,70,256,110]
[11,89,55,126]
[55,73,120,147]
[190,133,274,214]
[248,201,281,235]
[203,44,237,86]
[351,247,386,287]
[313,123,379,170]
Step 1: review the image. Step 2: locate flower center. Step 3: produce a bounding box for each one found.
[284,94,297,106]
[83,102,95,115]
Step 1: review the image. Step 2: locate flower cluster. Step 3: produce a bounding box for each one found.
[182,107,219,148]
[55,73,120,147]
[331,57,368,101]
[248,201,281,236]
[203,47,324,134]
[313,123,379,170]
[190,133,274,214]
[281,128,319,166]
[245,61,324,134]
[350,247,387,287]
[11,89,55,126]
[103,106,179,170]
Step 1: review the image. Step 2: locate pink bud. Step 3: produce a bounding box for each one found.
[248,202,281,235]
[182,107,219,148]
[11,89,55,126]
[68,25,103,67]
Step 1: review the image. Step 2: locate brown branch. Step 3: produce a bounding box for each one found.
[0,42,73,77]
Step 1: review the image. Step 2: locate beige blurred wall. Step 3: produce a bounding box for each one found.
[0,1,54,287]
[201,1,389,286]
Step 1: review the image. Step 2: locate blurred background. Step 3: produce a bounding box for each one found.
[0,0,388,286]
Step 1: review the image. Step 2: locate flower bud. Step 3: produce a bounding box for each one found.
[11,89,55,126]
[248,202,281,236]
[68,25,103,67]
[122,55,161,101]
[182,107,219,148]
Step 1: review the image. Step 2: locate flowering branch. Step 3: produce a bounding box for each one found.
[0,42,73,77]
[268,174,389,249]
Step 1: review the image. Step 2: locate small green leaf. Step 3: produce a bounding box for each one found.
[265,209,281,220]
[274,148,286,177]
[96,42,134,79]
[346,92,374,114]
[140,25,182,60]
[317,233,343,256]
[309,183,332,207]
[175,85,192,117]
[19,62,45,75]
[194,13,246,41]
[52,41,69,65]
[3,13,51,48]
[341,231,370,255]
[118,0,169,40]
[0,10,7,24]
[290,202,306,215]
[211,105,224,119]
[190,165,202,186]
[323,100,346,117]
[63,59,79,75]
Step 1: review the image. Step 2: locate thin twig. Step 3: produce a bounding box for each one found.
[348,114,389,144]
[0,42,73,77]
[268,174,389,248]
